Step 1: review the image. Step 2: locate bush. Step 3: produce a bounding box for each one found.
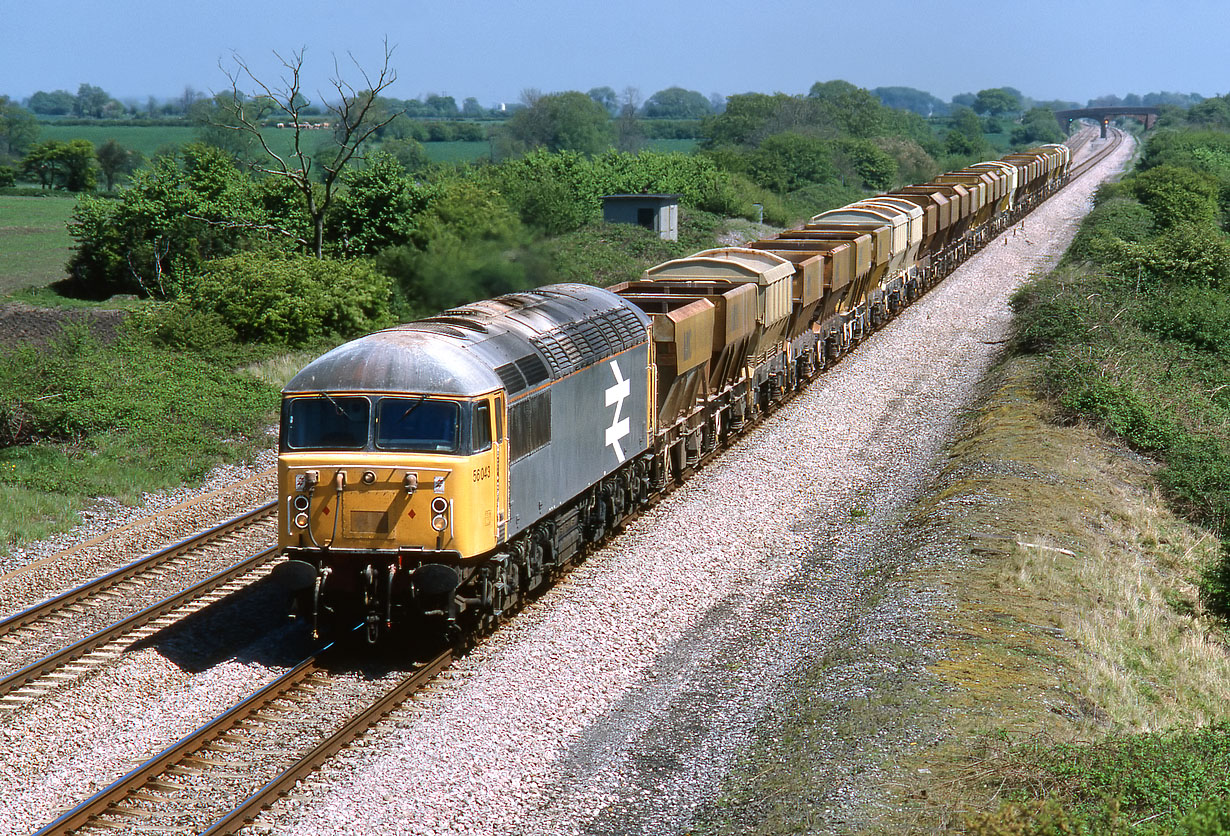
[1130,164,1220,230]
[1142,287,1230,353]
[1010,276,1100,354]
[1055,367,1180,452]
[0,322,274,465]
[1064,197,1155,264]
[170,252,392,346]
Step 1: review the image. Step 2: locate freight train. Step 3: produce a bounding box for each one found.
[274,142,1072,643]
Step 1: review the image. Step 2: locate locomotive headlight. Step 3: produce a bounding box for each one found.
[430,496,449,532]
[293,495,310,512]
[294,512,310,529]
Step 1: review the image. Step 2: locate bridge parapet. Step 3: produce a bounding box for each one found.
[1055,106,1160,137]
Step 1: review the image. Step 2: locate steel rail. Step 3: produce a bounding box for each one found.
[0,500,276,640]
[31,650,331,836]
[0,545,280,700]
[31,646,453,836]
[202,649,455,835]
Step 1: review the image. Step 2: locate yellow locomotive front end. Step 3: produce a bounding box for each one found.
[279,392,504,561]
[274,324,512,643]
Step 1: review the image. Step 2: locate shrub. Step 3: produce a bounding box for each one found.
[1141,287,1230,353]
[1009,276,1099,354]
[1130,164,1220,230]
[171,252,392,346]
[1064,197,1155,264]
[1055,368,1180,452]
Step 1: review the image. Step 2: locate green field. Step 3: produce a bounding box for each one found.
[36,124,699,167]
[0,194,77,293]
[39,124,198,159]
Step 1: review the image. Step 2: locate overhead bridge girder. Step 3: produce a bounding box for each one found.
[1055,107,1161,135]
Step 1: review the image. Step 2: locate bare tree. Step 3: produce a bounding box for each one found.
[617,87,644,153]
[216,41,399,257]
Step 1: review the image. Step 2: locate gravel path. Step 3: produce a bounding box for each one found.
[238,135,1134,836]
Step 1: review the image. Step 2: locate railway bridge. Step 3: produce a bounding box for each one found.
[1055,106,1161,137]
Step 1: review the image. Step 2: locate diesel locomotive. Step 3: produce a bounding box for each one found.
[275,142,1071,642]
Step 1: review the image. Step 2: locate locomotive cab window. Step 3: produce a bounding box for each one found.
[283,395,370,450]
[376,397,461,453]
[472,401,492,453]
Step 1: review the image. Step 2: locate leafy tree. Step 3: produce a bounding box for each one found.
[643,87,713,120]
[482,148,596,233]
[807,80,886,138]
[499,90,613,156]
[27,89,76,115]
[872,86,949,117]
[1012,108,1065,146]
[944,106,991,158]
[745,132,833,193]
[872,136,939,185]
[973,88,1021,116]
[95,138,140,190]
[951,92,977,109]
[700,92,794,147]
[66,143,268,297]
[1187,97,1230,129]
[424,94,458,117]
[0,96,38,160]
[461,97,486,118]
[326,152,429,256]
[588,86,619,115]
[21,139,97,191]
[380,136,432,173]
[832,138,897,191]
[73,83,112,118]
[216,42,401,257]
[379,179,529,315]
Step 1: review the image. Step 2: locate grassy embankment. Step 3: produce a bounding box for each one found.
[699,126,1230,835]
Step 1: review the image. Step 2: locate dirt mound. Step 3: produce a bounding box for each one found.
[0,302,127,349]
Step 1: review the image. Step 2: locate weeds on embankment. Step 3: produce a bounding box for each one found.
[0,321,282,548]
[914,127,1230,834]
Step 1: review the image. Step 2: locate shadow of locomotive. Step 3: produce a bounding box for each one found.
[128,574,450,673]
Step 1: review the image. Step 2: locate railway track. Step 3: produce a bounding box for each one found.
[0,502,278,706]
[1067,124,1125,180]
[32,645,454,836]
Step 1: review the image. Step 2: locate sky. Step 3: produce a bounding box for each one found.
[1,0,1224,109]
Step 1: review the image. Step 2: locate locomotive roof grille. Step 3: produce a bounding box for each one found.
[528,305,644,378]
[494,362,528,393]
[516,353,550,387]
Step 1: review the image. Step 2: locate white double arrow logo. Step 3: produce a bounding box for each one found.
[604,360,631,463]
